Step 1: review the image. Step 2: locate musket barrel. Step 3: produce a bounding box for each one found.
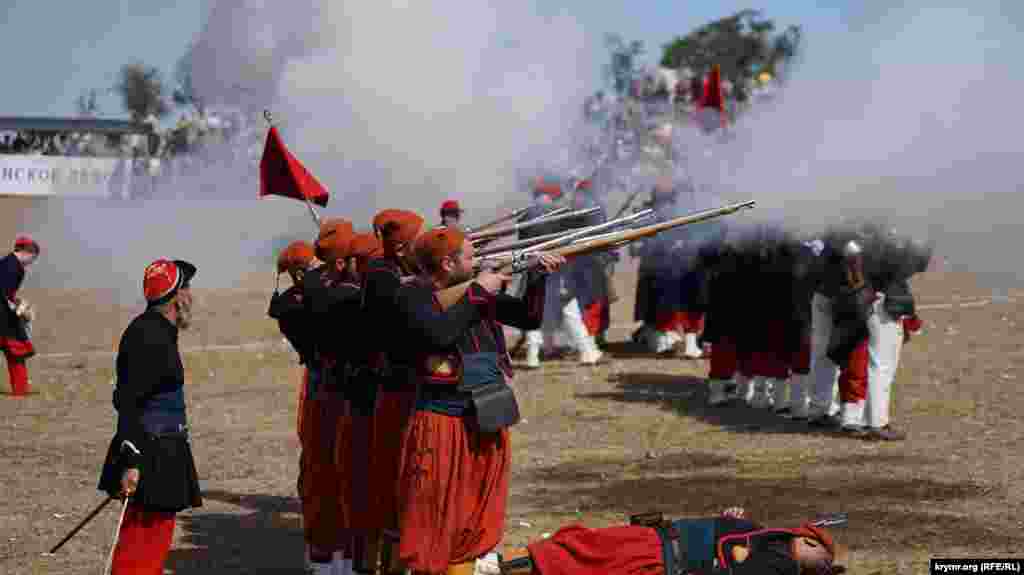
[468,206,601,243]
[465,206,530,235]
[475,227,581,257]
[525,206,570,223]
[522,208,654,254]
[474,208,652,257]
[441,200,755,310]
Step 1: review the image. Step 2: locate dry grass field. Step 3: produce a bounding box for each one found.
[1,258,1022,574]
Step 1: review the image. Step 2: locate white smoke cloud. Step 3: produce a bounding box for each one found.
[18,0,596,298]
[671,4,1024,284]
[272,1,595,225]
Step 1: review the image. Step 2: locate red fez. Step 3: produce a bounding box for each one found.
[143,259,197,306]
[349,232,383,260]
[13,235,39,254]
[316,219,355,263]
[440,200,462,214]
[373,209,425,246]
[277,240,316,274]
[414,226,466,270]
[534,182,562,199]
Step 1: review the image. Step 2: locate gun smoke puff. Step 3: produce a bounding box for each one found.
[16,0,597,302]
[266,0,595,225]
[670,4,1024,286]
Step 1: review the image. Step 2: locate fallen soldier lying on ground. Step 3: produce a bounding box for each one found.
[495,508,846,575]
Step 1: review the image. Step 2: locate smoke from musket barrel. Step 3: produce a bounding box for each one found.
[648,4,1024,287]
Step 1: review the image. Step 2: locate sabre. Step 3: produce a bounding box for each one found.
[102,498,130,575]
[810,512,848,529]
[44,497,115,556]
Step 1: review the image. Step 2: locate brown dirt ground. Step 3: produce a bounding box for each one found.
[2,259,1022,574]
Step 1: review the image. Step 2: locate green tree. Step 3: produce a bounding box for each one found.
[660,10,802,102]
[603,34,646,97]
[115,63,170,121]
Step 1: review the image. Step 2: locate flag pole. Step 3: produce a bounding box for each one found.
[263,110,322,231]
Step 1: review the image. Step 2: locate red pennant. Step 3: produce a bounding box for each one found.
[695,64,727,130]
[259,126,329,207]
[700,64,725,113]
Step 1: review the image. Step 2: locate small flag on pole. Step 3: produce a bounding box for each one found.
[259,125,329,208]
[696,64,728,131]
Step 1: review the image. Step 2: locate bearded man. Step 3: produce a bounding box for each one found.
[394,226,564,575]
[97,259,202,575]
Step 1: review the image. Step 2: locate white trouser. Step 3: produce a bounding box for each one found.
[809,293,840,417]
[526,296,593,354]
[787,373,811,417]
[866,294,904,429]
[525,273,565,347]
[561,297,592,348]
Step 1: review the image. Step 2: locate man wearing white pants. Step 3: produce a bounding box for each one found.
[524,271,603,367]
[864,295,903,435]
[858,232,931,440]
[807,291,840,422]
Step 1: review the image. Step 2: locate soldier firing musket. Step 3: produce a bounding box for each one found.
[436,200,757,311]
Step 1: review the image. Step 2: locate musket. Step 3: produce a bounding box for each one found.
[523,205,570,223]
[468,206,601,244]
[521,208,654,254]
[465,206,531,235]
[475,208,652,258]
[438,199,756,309]
[476,221,650,269]
[470,207,571,249]
[468,207,567,247]
[475,227,584,257]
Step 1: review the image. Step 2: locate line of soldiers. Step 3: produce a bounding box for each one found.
[631,206,932,441]
[270,209,567,575]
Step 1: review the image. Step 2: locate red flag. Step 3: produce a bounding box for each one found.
[700,64,725,113]
[695,64,727,130]
[259,126,329,207]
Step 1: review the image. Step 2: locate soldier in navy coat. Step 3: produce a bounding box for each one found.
[97,258,202,575]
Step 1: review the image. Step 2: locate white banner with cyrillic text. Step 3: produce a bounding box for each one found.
[0,156,126,198]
